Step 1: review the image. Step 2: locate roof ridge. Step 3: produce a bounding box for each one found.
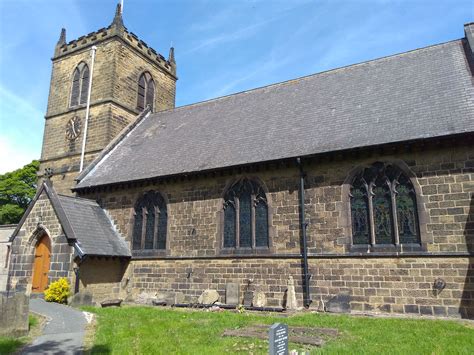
[156,38,463,115]
[57,193,98,205]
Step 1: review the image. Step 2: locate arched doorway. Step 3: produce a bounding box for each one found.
[32,233,51,293]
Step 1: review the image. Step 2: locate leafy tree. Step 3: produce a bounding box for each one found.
[0,160,39,225]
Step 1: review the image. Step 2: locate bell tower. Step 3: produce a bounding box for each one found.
[39,4,177,194]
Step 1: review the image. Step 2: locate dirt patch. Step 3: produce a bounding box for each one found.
[223,324,338,347]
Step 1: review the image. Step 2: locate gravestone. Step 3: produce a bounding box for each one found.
[243,290,253,306]
[252,291,267,307]
[226,283,239,305]
[198,289,219,304]
[285,276,298,310]
[269,323,288,355]
[69,290,94,307]
[325,292,351,313]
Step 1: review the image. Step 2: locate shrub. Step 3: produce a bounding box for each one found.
[44,277,71,304]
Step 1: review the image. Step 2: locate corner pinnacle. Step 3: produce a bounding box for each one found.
[57,28,66,47]
[168,46,175,64]
[111,3,124,28]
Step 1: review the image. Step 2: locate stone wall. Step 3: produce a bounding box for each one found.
[9,191,74,293]
[78,258,130,303]
[0,225,15,291]
[0,292,29,337]
[78,141,473,318]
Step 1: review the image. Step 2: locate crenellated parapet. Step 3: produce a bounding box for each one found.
[53,4,176,77]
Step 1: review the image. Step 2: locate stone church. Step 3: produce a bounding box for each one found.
[7,5,474,318]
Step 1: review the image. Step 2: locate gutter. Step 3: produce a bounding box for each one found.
[296,157,312,308]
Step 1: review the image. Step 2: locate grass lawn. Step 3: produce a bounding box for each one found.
[0,315,40,354]
[85,306,474,354]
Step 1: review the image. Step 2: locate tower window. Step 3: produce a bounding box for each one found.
[132,191,167,251]
[137,72,155,111]
[223,178,269,249]
[70,62,90,107]
[349,162,421,246]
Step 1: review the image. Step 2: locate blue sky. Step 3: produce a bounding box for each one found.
[0,0,472,173]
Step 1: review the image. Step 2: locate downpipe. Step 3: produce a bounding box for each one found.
[297,157,312,308]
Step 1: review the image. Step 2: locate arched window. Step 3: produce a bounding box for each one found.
[349,162,420,246]
[223,178,269,249]
[132,191,167,250]
[70,62,90,107]
[137,72,155,111]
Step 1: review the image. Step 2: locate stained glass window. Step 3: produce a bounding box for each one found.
[349,162,420,247]
[239,189,252,247]
[255,200,269,247]
[222,178,269,249]
[396,175,420,244]
[157,208,167,249]
[350,181,370,245]
[132,209,143,250]
[373,183,394,244]
[132,191,167,251]
[144,207,155,249]
[223,202,236,248]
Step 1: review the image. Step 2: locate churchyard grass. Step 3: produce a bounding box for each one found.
[85,306,474,354]
[0,314,40,354]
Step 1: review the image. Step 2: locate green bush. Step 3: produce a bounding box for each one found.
[44,277,71,304]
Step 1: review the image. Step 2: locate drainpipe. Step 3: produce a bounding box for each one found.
[73,242,85,294]
[79,45,97,172]
[297,157,312,308]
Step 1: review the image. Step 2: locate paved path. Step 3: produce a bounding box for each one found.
[21,299,87,355]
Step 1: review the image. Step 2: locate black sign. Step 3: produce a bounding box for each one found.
[269,323,288,355]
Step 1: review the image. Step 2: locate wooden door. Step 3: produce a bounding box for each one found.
[32,234,51,293]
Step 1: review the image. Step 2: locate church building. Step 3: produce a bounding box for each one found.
[7,5,474,319]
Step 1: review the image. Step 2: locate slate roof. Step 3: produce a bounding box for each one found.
[76,38,474,190]
[56,194,130,257]
[11,182,130,258]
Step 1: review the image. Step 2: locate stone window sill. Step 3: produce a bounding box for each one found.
[349,243,426,254]
[132,249,169,258]
[219,247,273,256]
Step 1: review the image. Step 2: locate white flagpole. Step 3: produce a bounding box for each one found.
[79,45,97,172]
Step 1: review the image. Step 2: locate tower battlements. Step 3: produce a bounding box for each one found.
[54,4,176,77]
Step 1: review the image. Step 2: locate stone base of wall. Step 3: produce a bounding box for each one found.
[0,292,29,337]
[125,256,474,319]
[73,255,473,319]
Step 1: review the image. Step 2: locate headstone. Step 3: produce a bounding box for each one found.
[135,292,155,305]
[175,291,185,304]
[269,323,288,355]
[69,290,94,307]
[325,292,351,313]
[285,276,298,310]
[252,291,267,307]
[100,299,122,307]
[243,291,253,306]
[226,283,239,305]
[198,289,219,304]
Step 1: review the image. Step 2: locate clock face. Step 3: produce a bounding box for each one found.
[65,116,81,141]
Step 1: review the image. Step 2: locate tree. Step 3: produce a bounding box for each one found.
[0,160,39,225]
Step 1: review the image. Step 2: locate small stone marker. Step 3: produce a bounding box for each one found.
[243,290,253,306]
[252,291,267,307]
[226,283,239,305]
[269,323,288,355]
